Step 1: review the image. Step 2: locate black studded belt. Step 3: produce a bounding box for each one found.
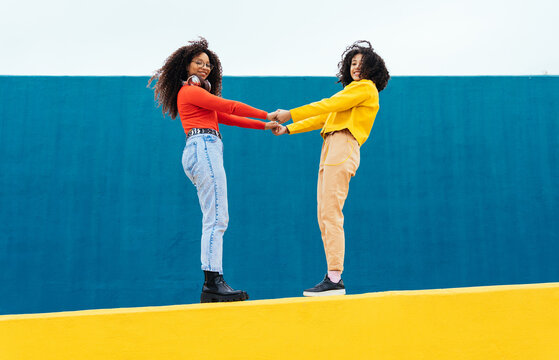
[186,128,222,140]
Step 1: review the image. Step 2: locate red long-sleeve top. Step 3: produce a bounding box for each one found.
[177,84,268,134]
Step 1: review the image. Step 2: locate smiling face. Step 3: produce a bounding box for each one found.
[350,53,363,81]
[187,52,212,80]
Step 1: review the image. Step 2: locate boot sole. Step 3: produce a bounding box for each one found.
[303,289,346,297]
[201,291,249,303]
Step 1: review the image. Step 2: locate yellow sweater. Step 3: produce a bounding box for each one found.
[286,79,379,146]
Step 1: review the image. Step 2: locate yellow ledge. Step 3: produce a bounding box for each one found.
[1,283,559,359]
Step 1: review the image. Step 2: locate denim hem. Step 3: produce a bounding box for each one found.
[201,265,223,275]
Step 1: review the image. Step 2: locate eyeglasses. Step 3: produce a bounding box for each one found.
[192,60,214,70]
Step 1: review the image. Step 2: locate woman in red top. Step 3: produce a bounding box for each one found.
[149,38,278,303]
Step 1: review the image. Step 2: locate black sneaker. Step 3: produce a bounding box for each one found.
[303,275,346,297]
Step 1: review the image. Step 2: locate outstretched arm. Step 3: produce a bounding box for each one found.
[290,81,372,121]
[272,114,327,136]
[182,85,268,119]
[217,112,279,131]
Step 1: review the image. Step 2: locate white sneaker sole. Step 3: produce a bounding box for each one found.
[303,289,346,297]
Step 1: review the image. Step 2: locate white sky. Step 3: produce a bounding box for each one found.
[1,0,557,76]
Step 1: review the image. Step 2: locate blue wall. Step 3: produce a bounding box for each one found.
[1,76,558,315]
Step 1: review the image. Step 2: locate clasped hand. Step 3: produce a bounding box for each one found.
[265,109,291,136]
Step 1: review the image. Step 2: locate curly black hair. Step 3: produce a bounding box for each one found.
[148,37,223,119]
[336,40,390,92]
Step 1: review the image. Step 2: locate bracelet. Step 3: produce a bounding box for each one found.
[285,126,290,134]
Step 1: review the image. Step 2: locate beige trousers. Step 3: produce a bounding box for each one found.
[317,129,360,272]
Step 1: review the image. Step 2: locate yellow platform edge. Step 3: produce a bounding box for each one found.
[1,282,559,359]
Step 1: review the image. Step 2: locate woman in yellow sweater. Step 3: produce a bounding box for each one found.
[274,40,390,296]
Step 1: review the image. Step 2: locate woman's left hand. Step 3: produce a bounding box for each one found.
[266,110,280,122]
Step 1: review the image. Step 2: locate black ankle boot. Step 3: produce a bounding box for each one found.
[200,271,249,303]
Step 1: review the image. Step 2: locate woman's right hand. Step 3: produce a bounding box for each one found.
[265,121,280,131]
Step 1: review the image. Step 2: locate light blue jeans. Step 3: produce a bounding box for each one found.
[182,134,228,274]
